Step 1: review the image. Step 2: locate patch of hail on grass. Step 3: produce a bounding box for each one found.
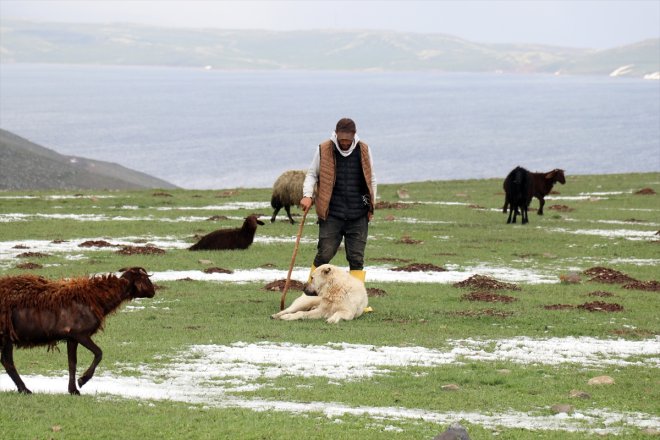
[0,213,244,223]
[409,201,472,206]
[391,217,455,224]
[563,218,660,227]
[3,338,659,434]
[543,227,657,240]
[0,195,118,200]
[546,195,607,201]
[147,263,558,284]
[154,202,271,211]
[0,236,191,262]
[608,258,660,266]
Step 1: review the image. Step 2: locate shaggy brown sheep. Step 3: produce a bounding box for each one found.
[0,267,155,395]
[270,170,306,224]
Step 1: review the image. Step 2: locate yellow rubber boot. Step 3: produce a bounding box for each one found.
[307,265,317,283]
[350,270,373,313]
[349,269,366,283]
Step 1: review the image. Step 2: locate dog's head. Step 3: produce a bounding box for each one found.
[303,264,336,297]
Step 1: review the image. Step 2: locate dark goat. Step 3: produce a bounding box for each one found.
[189,214,265,250]
[0,267,155,395]
[503,168,566,215]
[503,166,531,224]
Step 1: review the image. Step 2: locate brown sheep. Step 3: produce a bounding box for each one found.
[0,267,155,395]
[503,168,566,215]
[189,214,265,250]
[270,170,306,224]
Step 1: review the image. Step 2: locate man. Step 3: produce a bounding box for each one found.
[300,118,377,283]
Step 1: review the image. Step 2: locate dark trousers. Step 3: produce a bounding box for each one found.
[313,215,368,270]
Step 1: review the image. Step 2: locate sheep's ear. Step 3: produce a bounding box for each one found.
[322,266,332,275]
[545,171,555,179]
[257,219,265,225]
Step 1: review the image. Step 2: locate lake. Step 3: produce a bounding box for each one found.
[0,64,658,189]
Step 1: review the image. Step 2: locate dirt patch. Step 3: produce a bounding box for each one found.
[622,280,660,292]
[216,190,238,198]
[583,267,638,284]
[461,291,517,303]
[634,188,656,195]
[467,204,487,210]
[17,252,50,258]
[51,239,68,244]
[79,240,117,248]
[15,262,43,270]
[153,192,173,197]
[453,275,521,291]
[263,279,305,292]
[367,287,387,297]
[548,205,574,212]
[544,304,576,310]
[578,301,624,312]
[396,235,423,245]
[624,218,647,223]
[115,245,166,255]
[207,215,229,221]
[451,309,513,318]
[375,201,412,210]
[203,267,234,274]
[12,244,30,249]
[391,263,446,272]
[588,291,615,297]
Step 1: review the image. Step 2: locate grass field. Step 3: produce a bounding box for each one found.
[0,172,658,439]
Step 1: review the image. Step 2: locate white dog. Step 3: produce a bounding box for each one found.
[271,264,368,324]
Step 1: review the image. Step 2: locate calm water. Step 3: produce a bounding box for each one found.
[1,64,658,189]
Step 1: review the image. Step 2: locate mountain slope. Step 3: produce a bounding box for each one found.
[0,129,178,190]
[1,20,657,76]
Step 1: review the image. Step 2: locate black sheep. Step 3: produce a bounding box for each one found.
[189,214,265,250]
[503,166,531,224]
[503,168,566,215]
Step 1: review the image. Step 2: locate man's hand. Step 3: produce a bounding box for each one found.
[300,197,313,212]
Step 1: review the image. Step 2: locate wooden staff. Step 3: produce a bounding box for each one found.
[280,206,309,310]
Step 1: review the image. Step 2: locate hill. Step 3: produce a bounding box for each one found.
[0,129,178,190]
[0,20,658,77]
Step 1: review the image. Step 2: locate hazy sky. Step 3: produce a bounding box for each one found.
[1,0,659,49]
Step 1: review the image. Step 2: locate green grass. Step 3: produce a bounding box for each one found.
[0,173,659,439]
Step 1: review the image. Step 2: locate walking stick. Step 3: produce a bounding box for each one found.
[280,206,309,311]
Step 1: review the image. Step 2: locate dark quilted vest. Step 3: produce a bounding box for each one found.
[328,147,369,220]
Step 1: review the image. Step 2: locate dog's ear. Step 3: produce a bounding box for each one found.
[322,266,332,275]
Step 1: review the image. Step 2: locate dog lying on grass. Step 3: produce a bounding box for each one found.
[272,264,368,323]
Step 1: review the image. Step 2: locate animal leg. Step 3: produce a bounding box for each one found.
[537,197,545,215]
[1,341,31,394]
[285,206,296,224]
[326,309,356,324]
[75,335,102,388]
[66,339,80,395]
[506,203,514,224]
[279,307,326,321]
[271,295,319,319]
[270,207,281,223]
